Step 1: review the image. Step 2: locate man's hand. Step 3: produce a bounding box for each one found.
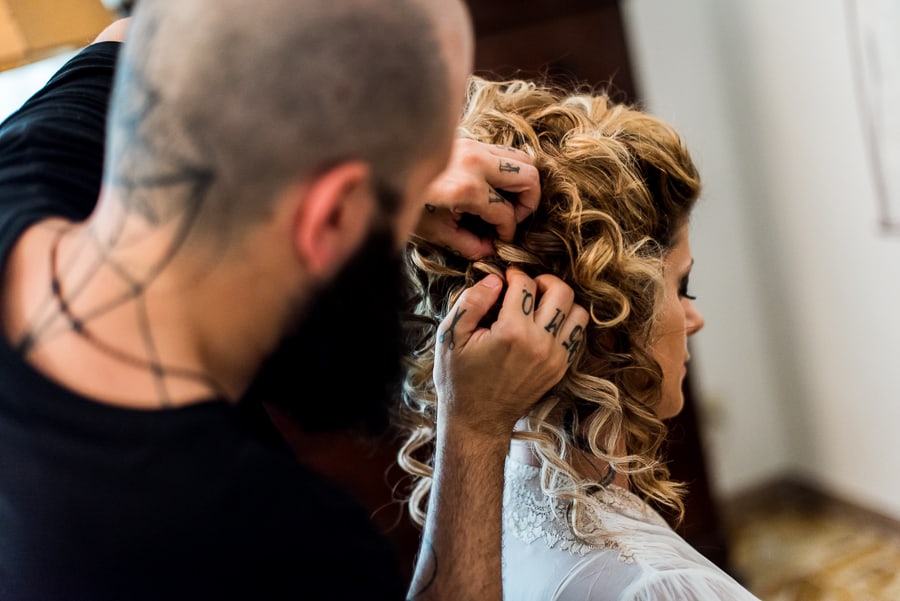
[408,268,587,601]
[433,267,589,435]
[416,139,540,260]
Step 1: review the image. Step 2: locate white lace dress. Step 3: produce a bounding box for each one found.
[502,458,762,601]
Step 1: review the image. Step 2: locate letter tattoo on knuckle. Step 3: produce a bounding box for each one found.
[544,308,566,337]
[499,160,521,174]
[439,307,467,350]
[561,325,584,363]
[488,188,505,204]
[520,288,535,316]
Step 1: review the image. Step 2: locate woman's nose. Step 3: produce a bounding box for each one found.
[685,300,705,336]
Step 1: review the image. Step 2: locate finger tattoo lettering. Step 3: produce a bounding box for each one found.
[499,160,521,174]
[439,307,467,350]
[544,308,566,337]
[488,188,505,204]
[520,288,535,316]
[561,325,584,363]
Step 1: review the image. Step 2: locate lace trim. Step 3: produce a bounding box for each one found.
[503,460,668,563]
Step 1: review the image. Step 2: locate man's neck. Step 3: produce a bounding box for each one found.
[3,215,294,410]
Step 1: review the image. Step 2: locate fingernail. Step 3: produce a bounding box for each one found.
[481,274,502,289]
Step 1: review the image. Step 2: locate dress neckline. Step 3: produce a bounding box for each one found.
[503,455,670,560]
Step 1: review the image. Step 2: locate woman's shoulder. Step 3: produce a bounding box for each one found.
[503,458,668,558]
[502,458,762,600]
[619,566,762,601]
[539,560,762,601]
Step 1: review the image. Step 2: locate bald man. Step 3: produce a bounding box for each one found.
[0,1,588,600]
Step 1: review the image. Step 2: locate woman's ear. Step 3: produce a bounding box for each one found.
[291,161,375,278]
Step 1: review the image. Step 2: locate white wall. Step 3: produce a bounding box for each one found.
[623,0,900,520]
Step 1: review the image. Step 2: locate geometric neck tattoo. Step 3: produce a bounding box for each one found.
[33,225,228,407]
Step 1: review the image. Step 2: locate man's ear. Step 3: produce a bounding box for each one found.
[292,161,375,277]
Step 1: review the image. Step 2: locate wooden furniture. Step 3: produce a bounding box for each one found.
[0,0,112,72]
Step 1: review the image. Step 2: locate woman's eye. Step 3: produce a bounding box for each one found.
[678,275,696,300]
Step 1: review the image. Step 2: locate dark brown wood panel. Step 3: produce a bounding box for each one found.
[467,0,616,36]
[467,0,637,102]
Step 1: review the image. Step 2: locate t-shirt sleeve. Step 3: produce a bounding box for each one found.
[0,41,120,227]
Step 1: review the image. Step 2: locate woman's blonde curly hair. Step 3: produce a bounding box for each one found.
[396,75,701,544]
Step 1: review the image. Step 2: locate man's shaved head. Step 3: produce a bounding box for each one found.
[104,0,471,240]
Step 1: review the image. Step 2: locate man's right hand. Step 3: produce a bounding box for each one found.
[408,268,587,601]
[432,267,589,437]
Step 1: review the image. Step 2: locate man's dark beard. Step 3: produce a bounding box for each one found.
[240,227,405,436]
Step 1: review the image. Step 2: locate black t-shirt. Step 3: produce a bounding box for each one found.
[0,43,405,601]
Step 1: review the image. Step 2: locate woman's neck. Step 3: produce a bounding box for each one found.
[508,431,630,489]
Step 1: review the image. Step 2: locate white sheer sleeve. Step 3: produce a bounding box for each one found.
[625,569,762,601]
[502,459,763,601]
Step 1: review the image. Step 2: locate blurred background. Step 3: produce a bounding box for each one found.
[2,0,899,598]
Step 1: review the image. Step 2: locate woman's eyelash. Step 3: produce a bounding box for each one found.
[679,275,696,300]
